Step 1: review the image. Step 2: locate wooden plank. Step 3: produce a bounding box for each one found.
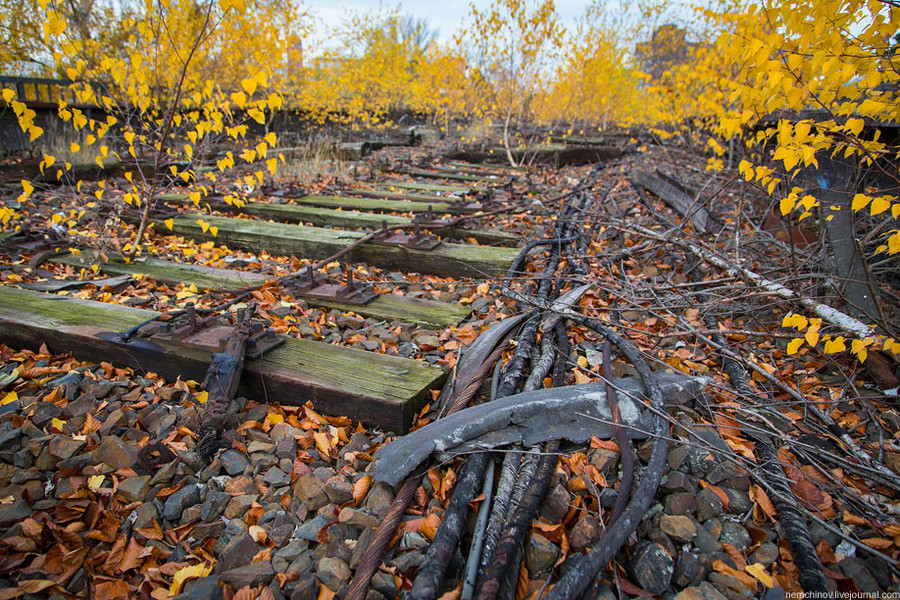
[387,181,474,193]
[159,195,517,246]
[446,161,525,172]
[50,254,472,328]
[350,188,467,203]
[294,195,470,214]
[0,286,446,432]
[398,168,504,183]
[166,215,520,279]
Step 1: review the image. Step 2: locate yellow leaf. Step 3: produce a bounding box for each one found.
[870,197,890,216]
[266,413,283,425]
[70,142,80,154]
[786,338,804,355]
[189,191,201,206]
[264,132,277,146]
[1,391,17,405]
[577,355,589,369]
[21,180,33,197]
[779,196,795,215]
[852,194,871,211]
[164,218,174,231]
[745,563,773,588]
[194,390,208,404]
[28,126,43,142]
[1,88,14,103]
[823,337,846,353]
[248,525,266,542]
[88,474,105,490]
[241,78,258,95]
[209,226,218,237]
[169,563,212,595]
[804,327,819,346]
[50,417,66,431]
[574,370,593,384]
[846,118,865,138]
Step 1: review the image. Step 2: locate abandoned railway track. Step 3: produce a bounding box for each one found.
[0,140,896,599]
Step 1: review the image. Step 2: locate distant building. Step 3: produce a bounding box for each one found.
[635,25,697,81]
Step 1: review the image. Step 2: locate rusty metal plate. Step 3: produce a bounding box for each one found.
[373,233,442,250]
[303,283,377,305]
[181,324,235,352]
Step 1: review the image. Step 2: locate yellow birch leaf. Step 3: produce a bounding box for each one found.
[852,194,871,211]
[745,563,773,588]
[88,474,105,490]
[50,417,66,431]
[209,226,217,237]
[786,338,804,355]
[266,413,283,425]
[870,197,890,216]
[169,563,212,595]
[194,390,208,404]
[164,219,174,231]
[1,391,17,405]
[823,337,846,353]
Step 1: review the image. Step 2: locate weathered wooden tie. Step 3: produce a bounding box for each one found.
[0,286,445,432]
[387,181,474,194]
[159,195,515,246]
[350,189,468,203]
[398,168,504,183]
[50,253,472,328]
[294,195,472,214]
[164,215,521,279]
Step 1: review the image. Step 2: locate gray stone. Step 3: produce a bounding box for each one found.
[223,494,257,519]
[835,557,880,593]
[276,436,297,460]
[317,556,351,591]
[325,479,353,505]
[694,523,722,554]
[31,402,62,427]
[0,427,23,452]
[338,507,380,530]
[218,534,259,572]
[673,582,729,600]
[569,516,601,553]
[0,499,31,526]
[664,492,697,516]
[49,437,86,460]
[219,450,250,476]
[130,501,158,529]
[163,484,201,522]
[719,521,751,551]
[696,488,725,522]
[296,514,334,541]
[364,482,394,518]
[98,436,133,470]
[723,488,753,515]
[247,440,275,454]
[524,534,559,574]
[539,483,571,523]
[627,542,673,595]
[588,448,620,474]
[175,575,223,600]
[750,542,778,566]
[201,490,229,521]
[219,561,275,589]
[264,467,291,488]
[117,476,151,503]
[294,474,329,510]
[673,551,703,587]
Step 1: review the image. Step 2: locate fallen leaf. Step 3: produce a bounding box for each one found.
[169,562,212,595]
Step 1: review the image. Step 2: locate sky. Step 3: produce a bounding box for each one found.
[300,0,619,45]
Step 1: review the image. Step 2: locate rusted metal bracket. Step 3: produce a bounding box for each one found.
[284,267,378,306]
[134,303,283,359]
[413,206,451,229]
[374,220,442,250]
